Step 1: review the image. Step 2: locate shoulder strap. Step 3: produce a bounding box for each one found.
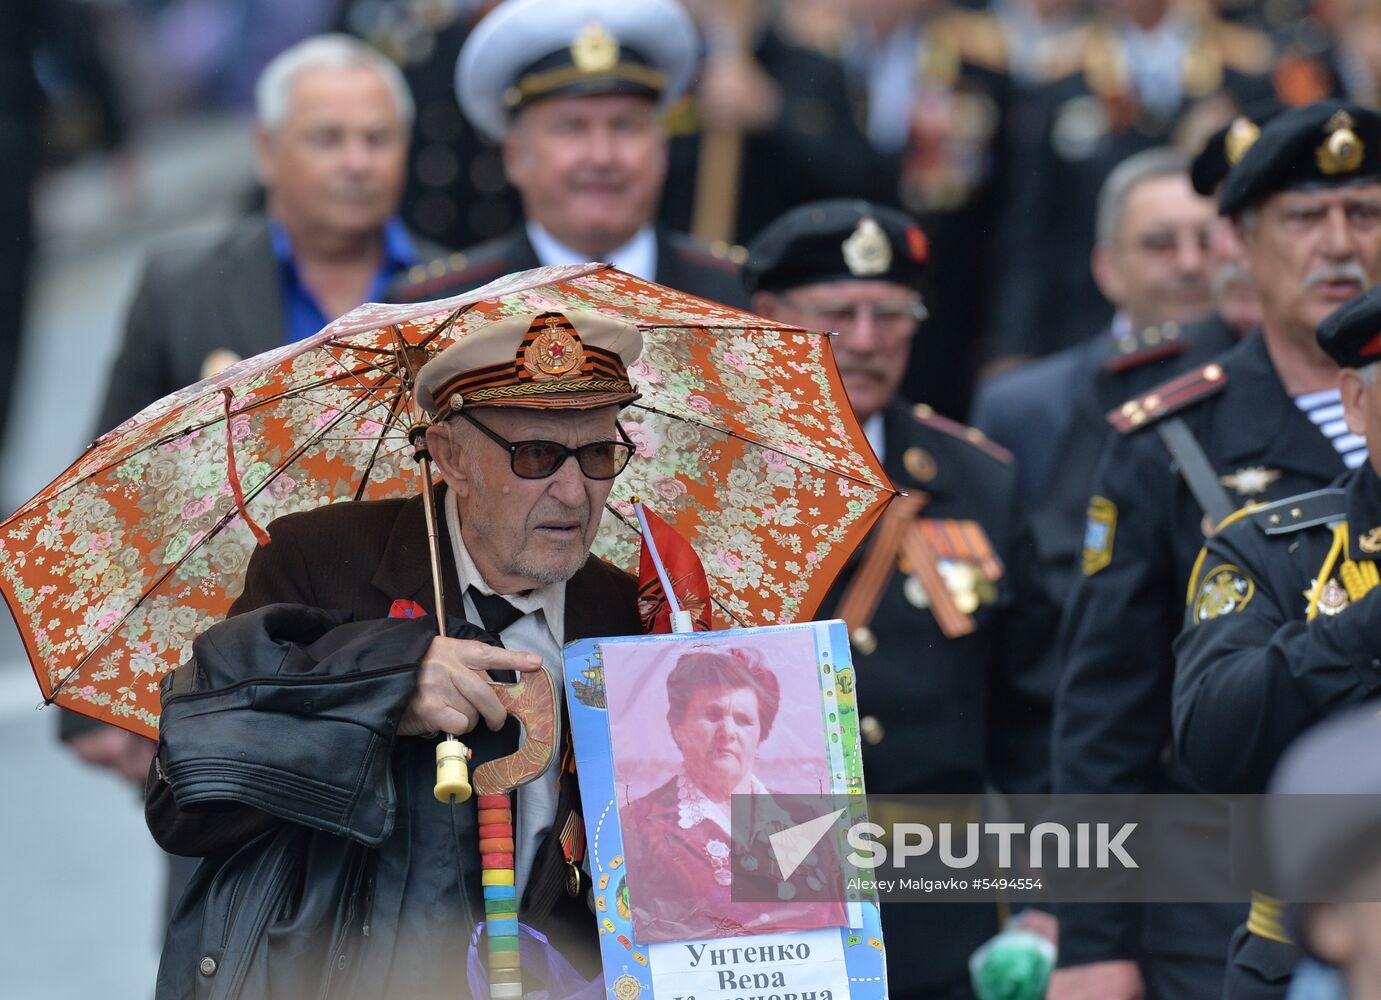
[1242,488,1349,535]
[1155,416,1236,529]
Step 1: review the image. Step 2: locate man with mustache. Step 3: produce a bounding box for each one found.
[1050,101,1381,1000]
[391,0,749,310]
[745,200,1059,999]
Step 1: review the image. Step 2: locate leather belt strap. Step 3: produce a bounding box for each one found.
[1155,417,1236,532]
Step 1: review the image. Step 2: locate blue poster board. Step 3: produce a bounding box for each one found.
[563,620,887,1000]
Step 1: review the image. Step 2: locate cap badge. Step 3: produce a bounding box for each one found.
[1218,466,1282,497]
[571,20,619,74]
[841,218,892,277]
[1318,110,1364,176]
[1224,116,1260,166]
[523,315,585,380]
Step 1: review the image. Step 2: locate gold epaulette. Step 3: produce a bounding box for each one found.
[1207,19,1274,76]
[1103,321,1190,374]
[912,403,1014,463]
[395,252,497,302]
[1106,362,1228,433]
[928,11,1009,76]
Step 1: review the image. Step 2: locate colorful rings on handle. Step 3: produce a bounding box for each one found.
[478,793,520,999]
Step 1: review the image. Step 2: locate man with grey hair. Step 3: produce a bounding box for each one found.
[971,147,1226,604]
[65,31,438,897]
[1051,100,1381,1000]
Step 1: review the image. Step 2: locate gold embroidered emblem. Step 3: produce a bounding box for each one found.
[523,316,584,380]
[1360,527,1381,554]
[571,20,619,73]
[1318,110,1364,175]
[1219,466,1282,497]
[1225,116,1260,165]
[1192,565,1255,623]
[841,218,892,277]
[1082,496,1117,576]
[1315,577,1351,615]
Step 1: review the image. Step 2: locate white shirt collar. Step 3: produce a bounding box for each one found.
[444,489,566,644]
[525,221,659,281]
[863,412,886,465]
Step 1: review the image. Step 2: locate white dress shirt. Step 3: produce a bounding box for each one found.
[526,221,659,281]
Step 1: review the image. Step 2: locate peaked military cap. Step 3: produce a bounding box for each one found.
[743,200,930,294]
[1316,285,1381,369]
[1218,101,1381,216]
[1190,102,1281,197]
[415,309,643,415]
[455,0,698,141]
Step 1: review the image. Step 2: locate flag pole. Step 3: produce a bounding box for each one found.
[634,498,695,634]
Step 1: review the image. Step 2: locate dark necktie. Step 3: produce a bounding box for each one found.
[467,586,524,682]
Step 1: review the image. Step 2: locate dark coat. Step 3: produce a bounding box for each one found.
[146,491,640,996]
[389,225,750,310]
[1051,332,1344,976]
[821,400,1058,994]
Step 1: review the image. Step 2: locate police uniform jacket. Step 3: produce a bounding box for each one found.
[390,225,750,310]
[1174,464,1381,795]
[1052,331,1344,966]
[822,400,1058,994]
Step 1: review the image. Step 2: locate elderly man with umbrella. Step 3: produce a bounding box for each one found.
[145,310,645,997]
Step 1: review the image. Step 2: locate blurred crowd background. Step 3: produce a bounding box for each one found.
[2,0,1378,995]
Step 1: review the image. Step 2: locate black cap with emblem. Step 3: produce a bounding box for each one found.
[1189,101,1282,197]
[742,199,930,295]
[1316,285,1381,369]
[1218,101,1381,217]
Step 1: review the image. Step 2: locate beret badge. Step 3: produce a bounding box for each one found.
[1317,110,1365,176]
[841,218,892,277]
[1224,116,1260,166]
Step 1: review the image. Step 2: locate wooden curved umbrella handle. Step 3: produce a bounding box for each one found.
[472,669,559,796]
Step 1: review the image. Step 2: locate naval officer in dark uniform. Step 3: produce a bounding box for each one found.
[391,0,749,310]
[745,199,1058,1000]
[1174,286,1381,998]
[1050,101,1381,1000]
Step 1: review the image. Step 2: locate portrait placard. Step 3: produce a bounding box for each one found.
[563,620,886,1000]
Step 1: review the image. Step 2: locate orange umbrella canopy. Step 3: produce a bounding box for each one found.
[0,264,893,738]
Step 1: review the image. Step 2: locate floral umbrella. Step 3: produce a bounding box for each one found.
[0,264,894,738]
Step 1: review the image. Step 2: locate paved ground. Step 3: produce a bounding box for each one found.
[0,114,254,998]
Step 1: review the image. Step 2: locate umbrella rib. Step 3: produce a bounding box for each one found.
[601,502,749,629]
[353,386,412,501]
[628,402,898,494]
[637,323,825,336]
[47,388,389,702]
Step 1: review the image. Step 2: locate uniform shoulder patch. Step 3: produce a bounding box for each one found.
[1082,495,1117,575]
[672,236,746,273]
[1242,488,1348,535]
[1106,362,1229,433]
[911,403,1013,463]
[1103,321,1190,374]
[1190,563,1255,623]
[392,249,508,303]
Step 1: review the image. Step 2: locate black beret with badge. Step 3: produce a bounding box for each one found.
[454,0,698,142]
[1218,101,1381,216]
[742,199,930,295]
[1316,285,1381,369]
[1190,102,1282,197]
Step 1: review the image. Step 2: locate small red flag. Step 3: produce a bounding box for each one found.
[635,503,713,634]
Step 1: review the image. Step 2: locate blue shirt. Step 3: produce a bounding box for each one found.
[269,217,420,343]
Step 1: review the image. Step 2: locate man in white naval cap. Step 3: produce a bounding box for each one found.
[392,0,750,309]
[146,310,646,996]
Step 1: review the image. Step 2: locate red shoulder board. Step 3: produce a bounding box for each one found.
[1106,362,1228,433]
[912,403,1014,463]
[676,240,746,273]
[1103,321,1190,374]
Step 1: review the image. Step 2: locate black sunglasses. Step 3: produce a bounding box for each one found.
[459,411,637,480]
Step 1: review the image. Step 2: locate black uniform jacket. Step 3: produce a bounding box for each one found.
[822,401,1058,993]
[1174,463,1381,794]
[1052,331,1344,966]
[389,225,750,310]
[146,491,640,993]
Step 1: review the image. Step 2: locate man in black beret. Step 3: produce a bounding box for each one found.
[746,199,1059,1000]
[1173,284,1381,999]
[1051,100,1381,1000]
